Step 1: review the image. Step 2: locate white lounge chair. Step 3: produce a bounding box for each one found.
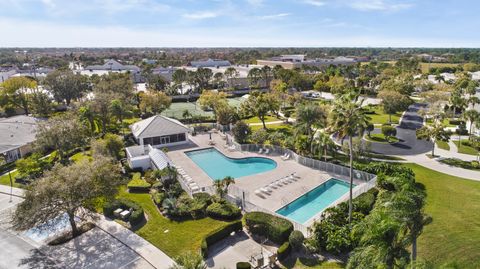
[260,187,272,194]
[264,148,270,155]
[269,183,278,189]
[281,177,290,184]
[274,180,283,187]
[258,148,264,154]
[281,153,290,161]
[254,190,264,197]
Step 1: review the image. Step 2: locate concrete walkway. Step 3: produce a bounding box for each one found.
[400,153,480,181]
[0,185,175,269]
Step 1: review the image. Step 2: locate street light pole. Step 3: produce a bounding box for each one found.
[8,171,13,203]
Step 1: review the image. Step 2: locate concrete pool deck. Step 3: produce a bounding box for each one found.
[167,133,364,214]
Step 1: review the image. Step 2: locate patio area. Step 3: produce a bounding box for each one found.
[166,132,364,214]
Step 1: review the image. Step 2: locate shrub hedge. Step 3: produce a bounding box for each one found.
[289,230,305,250]
[277,241,291,260]
[244,212,293,244]
[151,192,165,206]
[201,220,243,258]
[236,262,252,269]
[103,198,145,226]
[206,202,241,220]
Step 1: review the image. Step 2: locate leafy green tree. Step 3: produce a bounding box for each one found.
[232,121,251,143]
[0,77,37,114]
[378,90,412,123]
[313,132,336,162]
[329,92,370,223]
[35,113,88,162]
[109,99,131,124]
[224,67,239,89]
[172,69,187,85]
[15,153,48,180]
[44,70,88,106]
[416,123,451,156]
[197,91,228,121]
[449,88,466,116]
[247,67,262,88]
[12,156,122,236]
[261,65,272,89]
[146,74,167,91]
[241,91,273,130]
[381,125,397,142]
[139,90,172,115]
[251,129,269,145]
[30,92,52,117]
[91,134,124,160]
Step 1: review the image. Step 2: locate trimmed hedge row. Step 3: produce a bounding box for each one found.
[277,241,291,260]
[103,198,145,226]
[206,202,241,220]
[201,220,243,258]
[244,212,293,244]
[236,262,251,269]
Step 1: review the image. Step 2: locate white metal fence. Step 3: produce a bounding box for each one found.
[226,142,377,237]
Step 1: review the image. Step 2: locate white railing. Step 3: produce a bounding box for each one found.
[231,142,376,182]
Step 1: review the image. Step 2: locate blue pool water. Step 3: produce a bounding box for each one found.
[185,148,277,180]
[276,179,352,224]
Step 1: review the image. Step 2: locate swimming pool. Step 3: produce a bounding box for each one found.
[185,148,277,180]
[276,179,352,224]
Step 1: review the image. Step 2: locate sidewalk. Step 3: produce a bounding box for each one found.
[0,184,176,269]
[401,153,480,181]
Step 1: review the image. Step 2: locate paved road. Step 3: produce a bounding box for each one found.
[369,103,433,156]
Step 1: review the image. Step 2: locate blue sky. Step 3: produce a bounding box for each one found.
[1,0,479,47]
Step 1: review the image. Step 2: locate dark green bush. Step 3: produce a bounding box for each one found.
[206,202,241,220]
[289,230,305,250]
[353,187,378,215]
[244,212,293,244]
[103,198,144,226]
[193,192,213,206]
[236,262,251,269]
[201,220,243,258]
[277,242,291,260]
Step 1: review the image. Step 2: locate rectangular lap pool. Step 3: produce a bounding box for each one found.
[185,148,277,180]
[276,179,352,224]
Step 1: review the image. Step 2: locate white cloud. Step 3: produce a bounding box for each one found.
[303,0,326,7]
[41,0,56,9]
[348,0,412,12]
[182,11,219,20]
[258,13,290,20]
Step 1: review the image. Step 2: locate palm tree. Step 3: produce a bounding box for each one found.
[294,103,327,155]
[462,109,480,140]
[329,92,370,223]
[313,132,336,162]
[182,109,192,123]
[416,123,451,156]
[214,176,235,199]
[247,68,262,88]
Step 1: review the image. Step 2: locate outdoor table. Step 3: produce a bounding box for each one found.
[113,208,123,217]
[120,210,131,220]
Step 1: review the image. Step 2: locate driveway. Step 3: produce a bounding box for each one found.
[0,192,156,269]
[369,103,433,156]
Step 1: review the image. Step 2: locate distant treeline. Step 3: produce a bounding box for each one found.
[2,47,480,68]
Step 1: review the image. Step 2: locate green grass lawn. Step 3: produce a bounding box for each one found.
[0,170,23,188]
[250,123,293,134]
[244,115,280,124]
[280,257,344,269]
[454,140,479,156]
[366,105,403,125]
[161,98,244,120]
[116,187,234,258]
[436,140,450,151]
[426,118,459,128]
[365,133,399,144]
[404,164,480,268]
[419,62,460,74]
[69,151,92,163]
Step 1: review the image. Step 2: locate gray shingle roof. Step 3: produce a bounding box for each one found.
[85,59,140,72]
[0,115,38,154]
[130,115,190,138]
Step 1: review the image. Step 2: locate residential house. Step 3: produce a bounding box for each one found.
[0,115,39,163]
